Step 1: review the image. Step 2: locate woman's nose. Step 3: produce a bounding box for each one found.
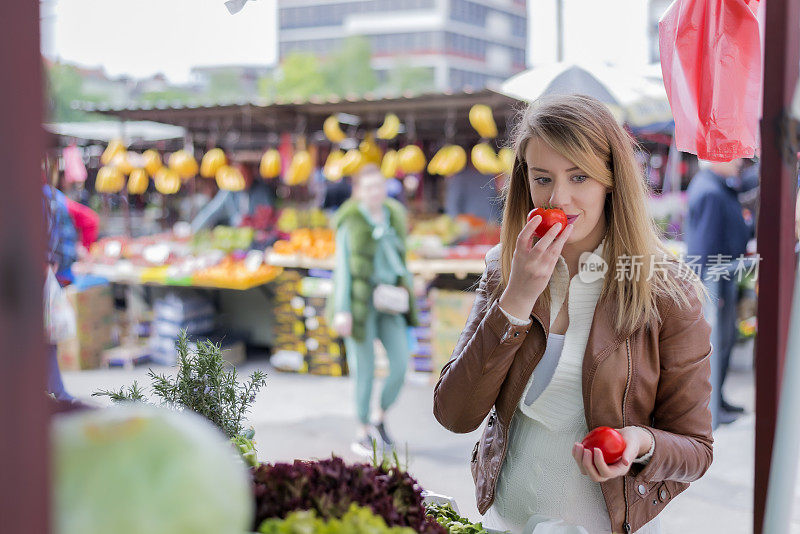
[549,183,569,207]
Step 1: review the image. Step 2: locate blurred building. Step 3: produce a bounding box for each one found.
[277,0,528,91]
[528,0,668,67]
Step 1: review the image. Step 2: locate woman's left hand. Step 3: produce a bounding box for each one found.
[571,426,653,483]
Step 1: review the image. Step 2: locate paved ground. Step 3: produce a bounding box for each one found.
[63,338,800,533]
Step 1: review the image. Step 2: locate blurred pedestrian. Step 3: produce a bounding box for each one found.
[43,183,78,286]
[434,95,713,534]
[686,158,751,426]
[330,164,418,456]
[65,196,100,255]
[43,182,77,401]
[444,162,503,224]
[191,165,273,232]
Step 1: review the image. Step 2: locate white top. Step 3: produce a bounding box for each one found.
[487,241,661,534]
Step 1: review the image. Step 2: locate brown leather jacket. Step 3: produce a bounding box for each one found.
[433,246,713,534]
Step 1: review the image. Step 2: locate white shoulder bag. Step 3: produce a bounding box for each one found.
[372,284,409,315]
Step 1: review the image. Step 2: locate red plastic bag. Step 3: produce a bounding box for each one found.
[659,0,762,161]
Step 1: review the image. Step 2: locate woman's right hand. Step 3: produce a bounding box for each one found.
[498,214,574,320]
[333,312,353,338]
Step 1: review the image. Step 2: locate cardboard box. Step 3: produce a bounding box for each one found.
[430,289,476,375]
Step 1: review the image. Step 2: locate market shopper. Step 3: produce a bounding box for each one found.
[686,158,751,426]
[44,184,77,401]
[330,164,418,456]
[434,95,713,534]
[190,165,274,232]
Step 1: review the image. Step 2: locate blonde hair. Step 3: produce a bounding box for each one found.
[495,95,705,336]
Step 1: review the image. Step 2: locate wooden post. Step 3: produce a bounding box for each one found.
[0,2,48,534]
[755,0,800,531]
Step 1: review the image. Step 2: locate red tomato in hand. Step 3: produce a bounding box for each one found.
[528,207,568,238]
[581,426,627,464]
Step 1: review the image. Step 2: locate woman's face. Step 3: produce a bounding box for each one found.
[525,137,610,247]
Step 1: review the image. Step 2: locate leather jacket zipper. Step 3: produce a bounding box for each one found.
[622,337,632,534]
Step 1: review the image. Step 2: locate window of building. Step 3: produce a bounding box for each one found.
[511,15,526,38]
[280,1,436,29]
[448,68,502,89]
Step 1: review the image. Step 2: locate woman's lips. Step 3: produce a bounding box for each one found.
[566,214,579,224]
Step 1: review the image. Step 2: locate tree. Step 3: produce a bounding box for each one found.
[384,62,436,95]
[138,88,195,105]
[207,71,245,101]
[261,37,379,102]
[322,36,378,97]
[45,62,101,122]
[265,52,328,101]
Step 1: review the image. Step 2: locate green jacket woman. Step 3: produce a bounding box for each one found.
[330,165,417,455]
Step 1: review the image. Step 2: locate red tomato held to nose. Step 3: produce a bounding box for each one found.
[528,207,568,238]
[581,426,626,464]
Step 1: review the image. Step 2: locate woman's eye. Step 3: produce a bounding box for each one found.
[533,177,551,185]
[572,175,588,183]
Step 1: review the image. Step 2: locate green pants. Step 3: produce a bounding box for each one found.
[344,306,409,425]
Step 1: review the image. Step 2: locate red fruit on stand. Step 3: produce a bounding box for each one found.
[528,206,569,238]
[581,426,627,464]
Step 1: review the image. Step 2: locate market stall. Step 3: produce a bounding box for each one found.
[59,85,748,383]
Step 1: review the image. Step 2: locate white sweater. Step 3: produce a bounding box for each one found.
[485,242,660,534]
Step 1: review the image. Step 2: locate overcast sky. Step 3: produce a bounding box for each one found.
[41,0,279,82]
[41,0,654,84]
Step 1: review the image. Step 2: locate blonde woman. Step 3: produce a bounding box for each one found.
[433,95,713,534]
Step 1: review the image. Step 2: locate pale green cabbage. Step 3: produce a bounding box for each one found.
[54,405,253,534]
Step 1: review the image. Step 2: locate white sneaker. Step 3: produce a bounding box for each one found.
[350,433,380,457]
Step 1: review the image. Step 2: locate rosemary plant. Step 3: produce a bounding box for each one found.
[93,331,266,439]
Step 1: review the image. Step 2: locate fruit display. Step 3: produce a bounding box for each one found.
[273,228,335,259]
[323,114,347,143]
[168,149,199,179]
[359,133,383,165]
[398,145,426,174]
[341,148,365,176]
[276,208,329,233]
[427,145,467,176]
[154,167,181,194]
[468,104,498,139]
[470,143,504,175]
[284,150,313,185]
[498,147,515,176]
[200,148,227,178]
[192,256,282,290]
[100,138,126,165]
[216,165,246,192]
[239,206,278,231]
[376,112,401,140]
[409,215,461,246]
[110,151,135,175]
[126,167,149,195]
[203,225,255,252]
[95,166,125,193]
[381,149,399,178]
[142,148,163,176]
[259,149,282,179]
[323,149,346,182]
[270,269,308,372]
